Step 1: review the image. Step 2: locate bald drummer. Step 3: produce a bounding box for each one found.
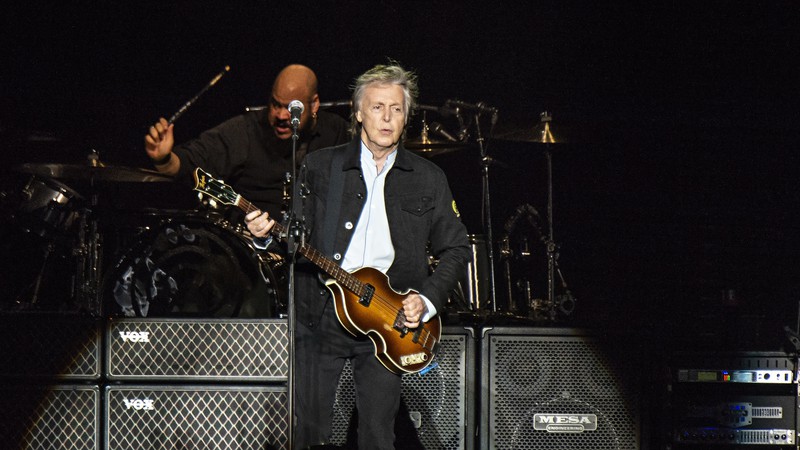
[144,64,350,220]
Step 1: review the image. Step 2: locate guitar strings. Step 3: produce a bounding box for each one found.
[237,197,436,351]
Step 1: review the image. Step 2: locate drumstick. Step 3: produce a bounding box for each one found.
[168,65,230,125]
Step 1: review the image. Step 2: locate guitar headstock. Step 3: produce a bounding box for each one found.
[193,167,238,206]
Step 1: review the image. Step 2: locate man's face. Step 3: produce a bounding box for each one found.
[268,83,317,140]
[356,83,406,153]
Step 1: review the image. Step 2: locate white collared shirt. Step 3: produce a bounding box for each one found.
[341,143,396,273]
[342,142,436,321]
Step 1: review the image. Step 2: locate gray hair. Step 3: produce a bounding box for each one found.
[350,62,419,136]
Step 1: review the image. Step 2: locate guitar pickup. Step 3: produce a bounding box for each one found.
[394,309,408,337]
[359,284,375,306]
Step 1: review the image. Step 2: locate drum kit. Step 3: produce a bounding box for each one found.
[0,104,576,324]
[410,106,578,324]
[0,153,286,318]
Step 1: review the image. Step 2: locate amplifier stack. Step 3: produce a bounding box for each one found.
[0,312,102,449]
[15,311,798,449]
[104,318,290,449]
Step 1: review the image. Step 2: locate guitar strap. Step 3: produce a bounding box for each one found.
[322,148,346,259]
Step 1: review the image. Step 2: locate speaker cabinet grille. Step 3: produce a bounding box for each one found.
[106,318,287,381]
[481,327,643,450]
[105,385,288,450]
[0,312,101,379]
[330,326,476,449]
[0,384,99,450]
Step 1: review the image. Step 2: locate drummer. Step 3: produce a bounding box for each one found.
[144,64,350,221]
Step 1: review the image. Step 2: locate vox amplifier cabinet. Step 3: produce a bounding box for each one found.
[480,327,645,450]
[105,384,287,450]
[329,326,477,449]
[0,312,101,380]
[669,351,798,447]
[105,318,287,381]
[0,384,99,450]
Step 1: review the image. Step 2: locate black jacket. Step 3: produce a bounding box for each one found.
[294,137,471,329]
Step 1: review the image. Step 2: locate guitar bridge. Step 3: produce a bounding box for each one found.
[359,284,375,306]
[411,327,422,344]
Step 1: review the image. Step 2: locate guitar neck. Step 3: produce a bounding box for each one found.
[234,197,361,294]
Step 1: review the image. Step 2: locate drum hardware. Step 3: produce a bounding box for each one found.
[12,175,84,237]
[13,162,174,183]
[406,105,474,158]
[418,100,502,312]
[72,151,105,315]
[73,211,103,315]
[496,112,578,321]
[463,101,502,314]
[10,239,57,309]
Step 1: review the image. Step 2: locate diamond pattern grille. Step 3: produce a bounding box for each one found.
[486,332,642,450]
[330,331,470,449]
[107,318,287,381]
[106,385,288,450]
[0,385,98,450]
[0,313,101,379]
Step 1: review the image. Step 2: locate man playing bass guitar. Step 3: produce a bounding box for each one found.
[245,61,470,449]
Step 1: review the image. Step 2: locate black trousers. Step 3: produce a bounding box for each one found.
[293,301,402,449]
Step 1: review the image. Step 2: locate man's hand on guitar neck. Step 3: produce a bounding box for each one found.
[245,210,276,238]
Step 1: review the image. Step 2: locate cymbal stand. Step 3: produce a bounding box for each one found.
[473,113,499,312]
[539,112,574,320]
[544,149,556,320]
[12,239,56,309]
[74,151,103,315]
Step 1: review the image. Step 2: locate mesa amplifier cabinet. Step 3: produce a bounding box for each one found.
[0,384,99,450]
[668,351,798,448]
[0,312,101,380]
[105,384,288,450]
[330,326,477,449]
[480,327,645,450]
[106,317,287,381]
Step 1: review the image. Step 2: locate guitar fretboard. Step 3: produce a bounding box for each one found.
[235,196,365,297]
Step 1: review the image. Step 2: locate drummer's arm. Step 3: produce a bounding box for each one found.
[152,151,180,176]
[145,117,181,176]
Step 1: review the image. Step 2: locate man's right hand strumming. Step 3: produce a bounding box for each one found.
[145,117,180,175]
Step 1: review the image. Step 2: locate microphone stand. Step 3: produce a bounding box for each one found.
[284,119,302,449]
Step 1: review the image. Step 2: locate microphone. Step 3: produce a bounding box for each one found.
[429,122,458,142]
[445,99,498,115]
[288,100,304,127]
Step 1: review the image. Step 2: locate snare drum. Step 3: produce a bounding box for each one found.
[103,212,286,318]
[15,176,83,237]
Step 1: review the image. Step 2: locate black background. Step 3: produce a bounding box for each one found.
[3,1,800,351]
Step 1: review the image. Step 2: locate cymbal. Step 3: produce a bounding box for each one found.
[493,122,561,144]
[492,112,572,145]
[14,163,174,183]
[405,137,471,157]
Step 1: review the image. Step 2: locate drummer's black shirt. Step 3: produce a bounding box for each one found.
[173,109,349,221]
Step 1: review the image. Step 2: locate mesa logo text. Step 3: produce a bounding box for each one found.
[533,414,598,433]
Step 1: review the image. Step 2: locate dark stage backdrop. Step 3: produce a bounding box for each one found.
[2,2,800,352]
